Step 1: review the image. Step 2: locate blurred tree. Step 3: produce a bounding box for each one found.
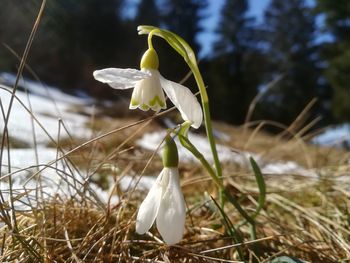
[35,0,131,95]
[135,0,161,26]
[0,0,144,98]
[214,0,254,55]
[0,0,42,70]
[161,0,207,54]
[256,0,327,126]
[203,0,266,124]
[316,0,350,122]
[133,0,162,58]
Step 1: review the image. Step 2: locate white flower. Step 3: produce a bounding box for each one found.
[93,48,203,128]
[136,167,186,245]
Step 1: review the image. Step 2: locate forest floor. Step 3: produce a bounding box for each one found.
[0,77,349,262]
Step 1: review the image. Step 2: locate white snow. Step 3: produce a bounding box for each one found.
[0,74,107,209]
[0,146,158,210]
[0,80,90,146]
[137,130,317,177]
[0,73,160,212]
[0,71,327,213]
[261,161,316,177]
[0,147,86,210]
[119,174,157,191]
[0,72,93,105]
[137,130,251,163]
[312,124,350,149]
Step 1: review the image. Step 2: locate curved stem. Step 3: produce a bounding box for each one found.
[190,64,222,178]
[141,26,261,239]
[178,133,223,189]
[147,33,154,49]
[189,62,223,204]
[147,27,224,205]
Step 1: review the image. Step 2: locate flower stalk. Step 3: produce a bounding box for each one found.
[94,25,267,244]
[138,28,266,243]
[189,63,225,205]
[145,27,224,205]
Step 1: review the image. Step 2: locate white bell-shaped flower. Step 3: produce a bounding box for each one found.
[136,135,186,245]
[129,69,166,111]
[93,48,203,128]
[136,167,186,245]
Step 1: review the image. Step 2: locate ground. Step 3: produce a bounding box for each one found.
[0,74,349,262]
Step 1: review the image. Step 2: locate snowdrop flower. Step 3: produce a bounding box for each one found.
[136,135,186,245]
[93,48,203,128]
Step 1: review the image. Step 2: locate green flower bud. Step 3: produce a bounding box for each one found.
[162,135,179,168]
[140,48,159,70]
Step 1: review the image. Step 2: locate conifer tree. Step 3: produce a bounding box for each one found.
[35,0,130,96]
[316,0,350,122]
[214,0,253,55]
[204,0,265,124]
[135,0,161,26]
[161,0,207,54]
[258,0,324,125]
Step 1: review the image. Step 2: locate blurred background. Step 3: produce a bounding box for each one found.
[0,0,349,132]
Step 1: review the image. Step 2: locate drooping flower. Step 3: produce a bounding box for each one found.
[93,48,203,129]
[136,167,186,245]
[136,135,186,245]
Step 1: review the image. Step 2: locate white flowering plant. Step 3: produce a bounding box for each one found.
[93,25,266,247]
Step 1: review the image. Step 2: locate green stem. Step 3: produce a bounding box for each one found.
[142,25,260,239]
[190,62,224,204]
[178,133,223,189]
[147,28,224,206]
[147,32,154,49]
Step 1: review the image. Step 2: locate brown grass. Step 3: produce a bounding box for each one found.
[1,111,349,262]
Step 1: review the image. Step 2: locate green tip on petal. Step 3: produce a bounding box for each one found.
[149,95,165,108]
[130,98,139,107]
[140,104,150,110]
[162,135,179,168]
[140,48,159,70]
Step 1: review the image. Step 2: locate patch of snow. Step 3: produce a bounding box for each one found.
[163,117,231,142]
[137,131,317,177]
[0,72,94,105]
[1,147,81,208]
[0,85,90,146]
[119,175,156,191]
[0,73,113,208]
[0,73,161,211]
[213,129,231,142]
[137,130,249,164]
[312,124,350,149]
[1,147,58,171]
[261,161,316,177]
[0,147,121,209]
[0,146,159,210]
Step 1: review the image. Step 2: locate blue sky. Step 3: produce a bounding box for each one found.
[198,0,270,57]
[124,0,271,57]
[126,0,327,57]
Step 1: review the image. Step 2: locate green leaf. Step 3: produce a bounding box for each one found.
[209,195,244,260]
[249,157,266,219]
[177,122,221,188]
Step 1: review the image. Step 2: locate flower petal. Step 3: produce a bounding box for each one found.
[136,171,163,234]
[160,76,203,129]
[130,69,166,111]
[93,68,151,89]
[156,168,186,245]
